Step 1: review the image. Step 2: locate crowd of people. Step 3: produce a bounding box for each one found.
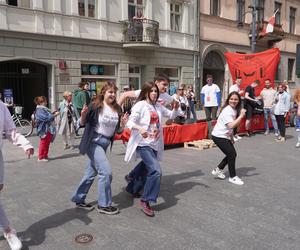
[0,72,299,250]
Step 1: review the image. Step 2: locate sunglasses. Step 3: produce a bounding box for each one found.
[178,89,184,90]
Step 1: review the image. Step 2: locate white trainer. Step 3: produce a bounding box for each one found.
[229,176,244,185]
[211,167,226,180]
[275,132,279,137]
[4,229,22,250]
[296,142,300,148]
[235,135,242,140]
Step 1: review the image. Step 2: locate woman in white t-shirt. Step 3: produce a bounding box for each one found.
[211,91,246,185]
[71,82,128,215]
[124,81,179,217]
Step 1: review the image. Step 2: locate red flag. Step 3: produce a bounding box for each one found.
[260,9,278,36]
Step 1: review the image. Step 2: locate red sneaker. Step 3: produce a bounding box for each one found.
[140,200,154,217]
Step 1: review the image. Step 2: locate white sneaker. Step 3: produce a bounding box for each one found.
[233,136,239,142]
[37,158,48,162]
[211,167,226,180]
[235,135,242,140]
[296,128,300,132]
[229,176,244,185]
[264,130,269,135]
[4,229,22,250]
[275,132,279,137]
[296,142,300,148]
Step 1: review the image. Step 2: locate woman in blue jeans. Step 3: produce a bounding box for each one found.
[71,82,128,215]
[124,81,179,217]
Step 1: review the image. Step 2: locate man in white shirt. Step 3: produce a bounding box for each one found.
[118,74,176,108]
[200,75,221,121]
[260,79,279,136]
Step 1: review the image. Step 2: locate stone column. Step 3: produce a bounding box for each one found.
[0,0,7,29]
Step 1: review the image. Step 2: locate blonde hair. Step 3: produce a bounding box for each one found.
[63,91,72,98]
[294,89,300,103]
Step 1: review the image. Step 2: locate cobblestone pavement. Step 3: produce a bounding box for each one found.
[0,128,300,250]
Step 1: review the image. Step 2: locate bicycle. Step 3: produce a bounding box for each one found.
[11,106,33,137]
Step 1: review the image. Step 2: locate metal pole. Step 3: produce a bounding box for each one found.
[251,0,257,53]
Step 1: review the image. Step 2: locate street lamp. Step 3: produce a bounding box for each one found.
[237,0,258,53]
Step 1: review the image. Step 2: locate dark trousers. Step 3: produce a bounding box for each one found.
[204,106,218,121]
[275,115,286,137]
[212,136,237,178]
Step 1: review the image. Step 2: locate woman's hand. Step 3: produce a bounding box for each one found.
[120,113,129,127]
[25,148,34,159]
[139,128,148,138]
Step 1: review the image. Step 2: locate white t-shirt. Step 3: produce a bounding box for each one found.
[260,88,276,109]
[201,84,220,107]
[229,84,240,94]
[138,103,160,151]
[134,90,174,106]
[212,105,237,139]
[95,103,119,137]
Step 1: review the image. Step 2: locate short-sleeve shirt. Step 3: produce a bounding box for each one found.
[260,88,276,109]
[134,90,174,106]
[201,84,220,107]
[212,105,237,139]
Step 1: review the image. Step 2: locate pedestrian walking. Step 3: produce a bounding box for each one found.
[274,84,291,142]
[73,82,91,135]
[34,96,59,162]
[124,81,179,217]
[211,91,246,185]
[71,82,128,215]
[0,100,34,250]
[259,79,279,136]
[200,74,221,121]
[294,89,300,148]
[58,91,80,150]
[172,84,189,124]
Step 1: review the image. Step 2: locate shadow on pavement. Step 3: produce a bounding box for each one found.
[236,167,259,177]
[17,208,93,249]
[50,153,81,160]
[113,169,208,211]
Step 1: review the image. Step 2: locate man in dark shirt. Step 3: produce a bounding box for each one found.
[244,80,261,136]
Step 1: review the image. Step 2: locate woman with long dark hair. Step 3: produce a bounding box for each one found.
[124,81,179,217]
[211,91,246,185]
[71,82,128,215]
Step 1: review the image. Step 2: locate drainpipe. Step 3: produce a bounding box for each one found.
[193,0,200,107]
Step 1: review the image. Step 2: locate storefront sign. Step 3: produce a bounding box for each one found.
[3,89,13,104]
[21,68,30,74]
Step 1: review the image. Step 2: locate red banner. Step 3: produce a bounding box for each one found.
[224,48,280,95]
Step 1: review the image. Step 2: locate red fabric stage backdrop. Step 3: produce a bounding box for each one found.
[224,48,280,95]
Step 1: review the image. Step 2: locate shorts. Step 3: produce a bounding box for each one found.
[245,103,254,119]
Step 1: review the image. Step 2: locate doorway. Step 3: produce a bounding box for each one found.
[0,60,48,119]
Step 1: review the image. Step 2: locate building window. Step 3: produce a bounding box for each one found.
[170,3,182,31]
[288,58,295,81]
[237,0,245,23]
[78,0,96,18]
[128,0,144,20]
[289,7,296,34]
[6,0,31,8]
[81,63,116,96]
[257,0,264,22]
[274,2,281,25]
[210,0,220,16]
[155,67,180,95]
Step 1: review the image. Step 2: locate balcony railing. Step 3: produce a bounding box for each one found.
[121,19,159,48]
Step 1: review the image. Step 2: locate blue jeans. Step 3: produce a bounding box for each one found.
[295,116,300,129]
[71,135,112,207]
[263,108,279,133]
[128,146,162,203]
[187,100,197,121]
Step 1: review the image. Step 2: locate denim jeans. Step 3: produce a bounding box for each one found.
[263,108,279,133]
[71,134,112,207]
[187,100,197,121]
[131,146,162,203]
[295,116,300,129]
[0,151,9,230]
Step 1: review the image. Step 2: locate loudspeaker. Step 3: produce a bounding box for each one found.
[296,44,300,77]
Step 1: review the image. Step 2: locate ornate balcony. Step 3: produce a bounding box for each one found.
[121,19,159,49]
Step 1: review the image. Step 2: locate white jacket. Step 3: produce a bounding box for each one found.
[0,101,33,184]
[124,100,178,162]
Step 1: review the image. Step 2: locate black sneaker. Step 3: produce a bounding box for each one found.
[76,202,95,211]
[97,205,120,215]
